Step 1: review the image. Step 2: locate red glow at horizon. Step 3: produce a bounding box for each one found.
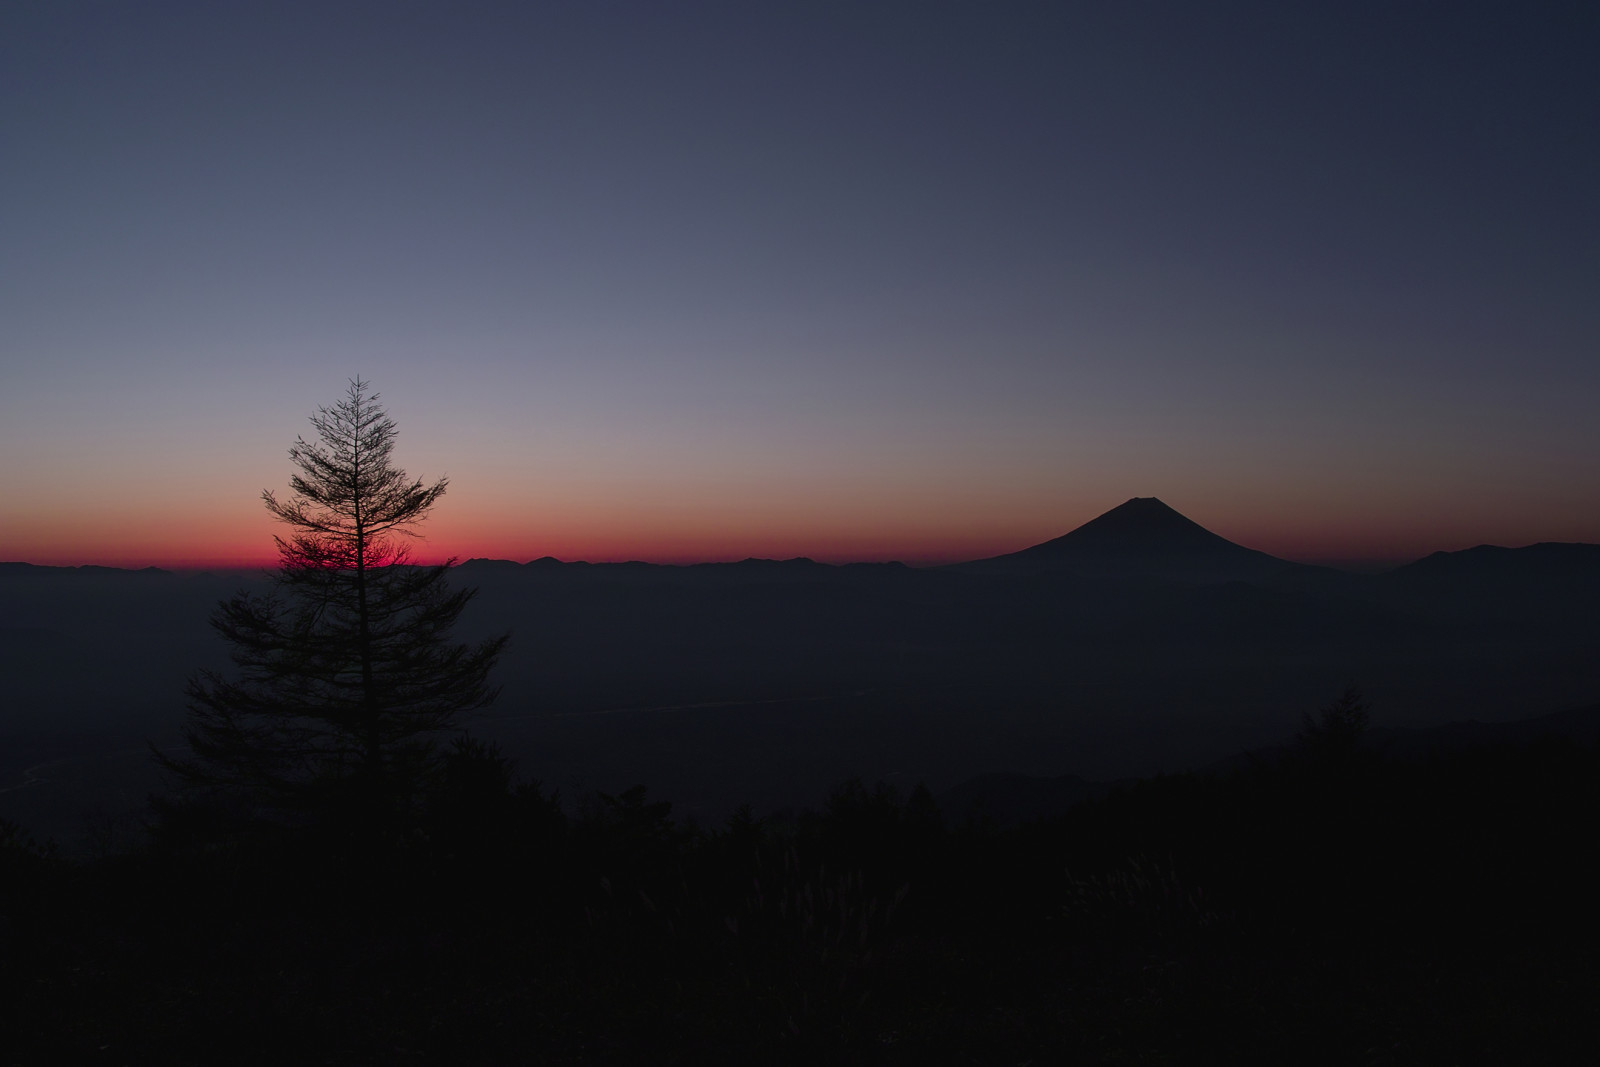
[6,473,1596,571]
[6,507,1578,571]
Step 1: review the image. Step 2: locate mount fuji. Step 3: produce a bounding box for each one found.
[964,497,1307,584]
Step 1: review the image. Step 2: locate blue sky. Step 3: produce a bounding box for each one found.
[3,1,1597,566]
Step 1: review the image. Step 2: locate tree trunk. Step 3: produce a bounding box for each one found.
[353,440,382,784]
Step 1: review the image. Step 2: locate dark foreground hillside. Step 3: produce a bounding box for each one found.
[5,731,1599,1064]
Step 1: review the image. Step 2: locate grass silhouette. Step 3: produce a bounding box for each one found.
[4,724,1599,1062]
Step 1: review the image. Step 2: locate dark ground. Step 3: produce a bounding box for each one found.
[5,729,1598,1065]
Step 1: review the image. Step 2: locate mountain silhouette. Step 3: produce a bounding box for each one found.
[1390,541,1600,581]
[963,497,1302,583]
[1374,540,1600,627]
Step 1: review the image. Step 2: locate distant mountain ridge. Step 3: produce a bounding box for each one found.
[457,556,836,572]
[453,499,1600,586]
[12,499,1599,587]
[455,555,915,578]
[0,562,171,576]
[455,499,1297,584]
[1390,541,1600,578]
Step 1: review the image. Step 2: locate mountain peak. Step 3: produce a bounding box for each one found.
[968,497,1295,584]
[1050,497,1232,552]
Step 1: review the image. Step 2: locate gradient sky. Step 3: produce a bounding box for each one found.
[3,1,1597,568]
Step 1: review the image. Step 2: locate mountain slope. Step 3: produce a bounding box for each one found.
[962,497,1304,584]
[1373,541,1600,627]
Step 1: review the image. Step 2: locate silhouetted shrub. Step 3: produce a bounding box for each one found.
[9,730,1600,1063]
[1297,684,1371,761]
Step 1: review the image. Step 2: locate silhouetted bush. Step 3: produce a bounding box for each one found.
[7,729,1600,1062]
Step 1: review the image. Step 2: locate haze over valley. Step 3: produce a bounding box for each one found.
[7,497,1597,846]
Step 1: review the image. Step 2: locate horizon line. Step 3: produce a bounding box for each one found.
[0,546,1545,575]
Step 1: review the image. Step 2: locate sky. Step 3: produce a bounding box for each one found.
[3,1,1597,568]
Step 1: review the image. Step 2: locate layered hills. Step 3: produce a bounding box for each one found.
[454,496,1298,583]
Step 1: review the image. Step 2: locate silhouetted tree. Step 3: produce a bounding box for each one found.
[159,378,507,822]
[1297,685,1371,761]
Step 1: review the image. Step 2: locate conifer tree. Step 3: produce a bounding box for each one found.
[161,379,507,818]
